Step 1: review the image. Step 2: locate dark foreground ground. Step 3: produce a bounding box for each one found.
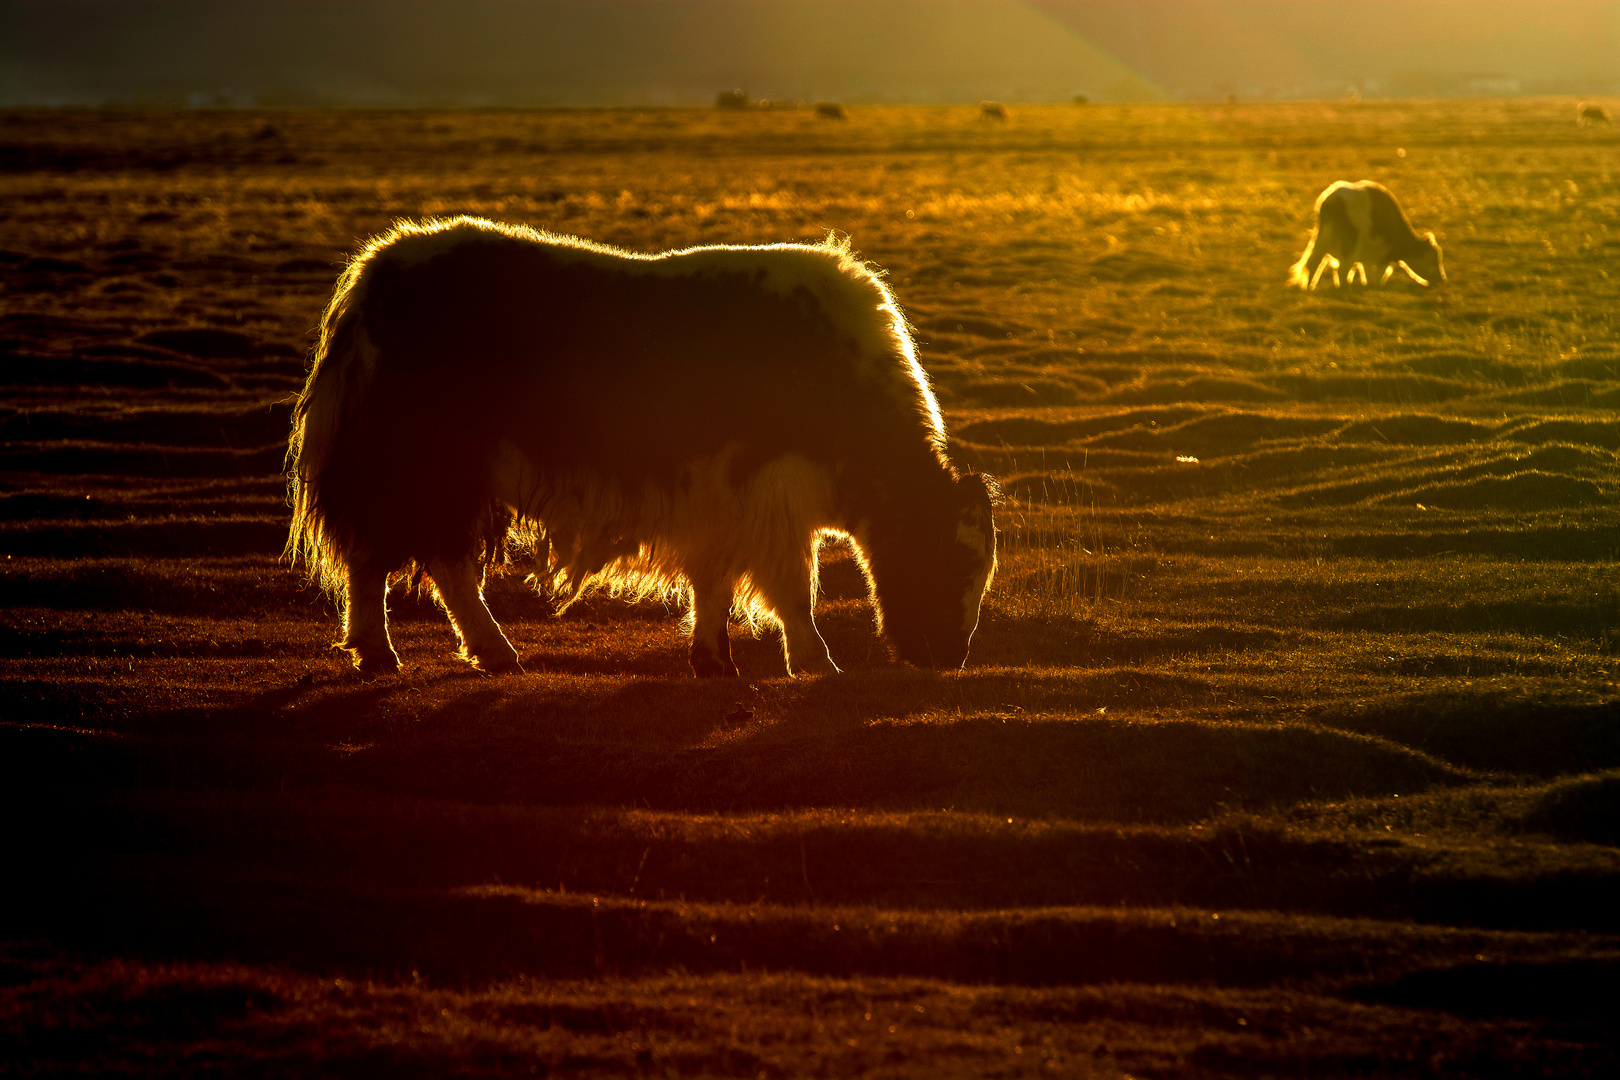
[2,103,1619,1076]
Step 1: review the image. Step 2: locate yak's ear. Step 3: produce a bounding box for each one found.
[954,471,998,515]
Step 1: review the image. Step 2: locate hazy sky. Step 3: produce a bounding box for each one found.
[3,0,1617,106]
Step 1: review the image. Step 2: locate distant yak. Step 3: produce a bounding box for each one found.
[286,218,998,678]
[1290,180,1445,290]
[1578,102,1610,126]
[979,101,1010,121]
[814,101,848,120]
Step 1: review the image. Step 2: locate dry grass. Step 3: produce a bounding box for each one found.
[2,100,1619,1075]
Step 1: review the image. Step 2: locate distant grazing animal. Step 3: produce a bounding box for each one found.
[1578,101,1610,126]
[716,89,749,110]
[814,101,847,120]
[979,101,1009,121]
[286,218,998,679]
[1289,180,1445,290]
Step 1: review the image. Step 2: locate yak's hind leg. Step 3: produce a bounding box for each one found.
[1311,196,1358,289]
[342,556,401,676]
[1309,254,1340,289]
[687,573,739,678]
[1299,235,1334,289]
[751,545,838,677]
[431,557,522,673]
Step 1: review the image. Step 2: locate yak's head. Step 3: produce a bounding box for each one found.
[874,472,997,670]
[1405,232,1446,287]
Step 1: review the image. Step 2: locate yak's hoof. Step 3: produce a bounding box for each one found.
[477,654,524,675]
[788,655,840,677]
[466,646,523,675]
[690,649,739,679]
[346,646,401,679]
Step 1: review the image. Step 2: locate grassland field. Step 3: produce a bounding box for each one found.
[2,99,1619,1076]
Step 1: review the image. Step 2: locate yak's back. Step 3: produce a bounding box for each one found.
[360,217,897,355]
[1315,180,1418,241]
[333,216,943,483]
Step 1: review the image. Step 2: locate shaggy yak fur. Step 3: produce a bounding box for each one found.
[1289,179,1445,290]
[286,217,998,678]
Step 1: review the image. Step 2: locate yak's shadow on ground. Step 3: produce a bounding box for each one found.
[5,656,1477,822]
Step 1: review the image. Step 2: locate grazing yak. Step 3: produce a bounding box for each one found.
[979,101,1010,121]
[1578,101,1610,126]
[286,218,998,678]
[1289,180,1445,289]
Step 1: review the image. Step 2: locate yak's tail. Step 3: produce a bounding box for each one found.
[1287,232,1318,290]
[285,261,375,598]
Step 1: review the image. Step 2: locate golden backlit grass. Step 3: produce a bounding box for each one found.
[3,100,1620,1074]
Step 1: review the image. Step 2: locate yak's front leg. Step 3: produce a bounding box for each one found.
[341,556,401,676]
[688,574,739,678]
[752,552,838,677]
[431,557,522,673]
